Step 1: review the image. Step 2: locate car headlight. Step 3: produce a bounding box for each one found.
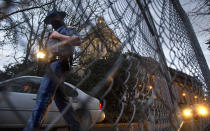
[182,108,192,118]
[196,105,208,116]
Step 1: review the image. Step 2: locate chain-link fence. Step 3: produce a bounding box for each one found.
[0,0,210,131]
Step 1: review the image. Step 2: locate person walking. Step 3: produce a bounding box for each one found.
[24,9,81,131]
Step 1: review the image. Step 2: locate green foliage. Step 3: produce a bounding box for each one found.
[79,54,123,93]
[73,53,145,123]
[0,60,45,81]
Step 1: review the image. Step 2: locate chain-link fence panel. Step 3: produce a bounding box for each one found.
[0,0,210,131]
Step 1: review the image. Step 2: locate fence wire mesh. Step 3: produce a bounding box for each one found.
[0,0,210,131]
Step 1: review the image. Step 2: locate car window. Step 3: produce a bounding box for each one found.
[0,77,40,94]
[0,77,78,96]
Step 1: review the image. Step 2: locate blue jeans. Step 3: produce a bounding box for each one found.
[24,60,80,131]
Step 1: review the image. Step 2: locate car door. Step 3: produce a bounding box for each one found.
[0,77,39,128]
[0,76,69,128]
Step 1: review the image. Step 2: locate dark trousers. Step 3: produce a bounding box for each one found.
[23,60,80,131]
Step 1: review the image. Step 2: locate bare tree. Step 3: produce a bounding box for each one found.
[0,0,98,67]
[184,0,210,49]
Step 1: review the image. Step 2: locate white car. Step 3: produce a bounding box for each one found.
[0,76,105,128]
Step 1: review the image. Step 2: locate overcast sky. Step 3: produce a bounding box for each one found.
[180,0,210,68]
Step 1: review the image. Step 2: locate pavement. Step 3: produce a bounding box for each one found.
[180,119,205,131]
[92,123,142,131]
[0,123,143,131]
[54,123,143,131]
[1,121,209,131]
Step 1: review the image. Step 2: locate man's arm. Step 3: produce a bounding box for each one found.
[49,31,81,46]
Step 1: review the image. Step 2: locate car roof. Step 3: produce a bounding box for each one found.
[0,76,74,88]
[0,76,78,89]
[0,76,94,101]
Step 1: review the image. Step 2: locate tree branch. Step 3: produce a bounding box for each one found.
[0,1,54,20]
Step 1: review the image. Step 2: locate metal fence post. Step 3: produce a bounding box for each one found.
[171,0,210,95]
[136,0,177,104]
